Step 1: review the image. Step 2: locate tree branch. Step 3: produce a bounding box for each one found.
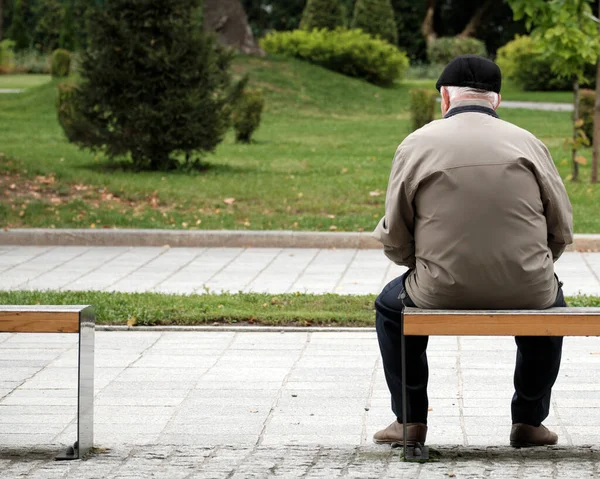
[421,0,437,46]
[457,0,502,38]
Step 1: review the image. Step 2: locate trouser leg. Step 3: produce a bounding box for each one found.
[512,283,566,426]
[375,274,429,423]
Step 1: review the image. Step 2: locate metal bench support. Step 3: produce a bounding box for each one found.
[56,306,95,460]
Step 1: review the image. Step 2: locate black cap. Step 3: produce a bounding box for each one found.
[436,55,501,94]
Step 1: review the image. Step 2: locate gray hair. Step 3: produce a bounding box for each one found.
[443,86,499,109]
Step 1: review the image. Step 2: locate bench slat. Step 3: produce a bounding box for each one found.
[0,311,80,333]
[404,307,600,336]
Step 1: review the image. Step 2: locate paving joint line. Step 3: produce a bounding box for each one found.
[240,248,283,292]
[0,246,57,276]
[551,396,572,446]
[194,248,247,294]
[285,248,322,294]
[361,357,380,446]
[156,332,239,440]
[256,331,313,447]
[59,247,133,291]
[333,249,360,293]
[150,248,208,290]
[456,337,468,447]
[102,247,172,291]
[15,247,91,290]
[581,252,600,289]
[378,261,393,292]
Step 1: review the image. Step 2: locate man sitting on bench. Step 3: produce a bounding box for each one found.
[372,55,573,448]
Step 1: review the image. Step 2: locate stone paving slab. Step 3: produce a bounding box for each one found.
[0,332,600,476]
[1,246,600,296]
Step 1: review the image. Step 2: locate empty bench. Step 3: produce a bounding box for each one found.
[0,305,95,460]
[400,307,600,460]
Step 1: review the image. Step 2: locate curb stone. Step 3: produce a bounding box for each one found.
[1,228,599,251]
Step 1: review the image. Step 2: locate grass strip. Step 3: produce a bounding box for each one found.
[0,291,598,328]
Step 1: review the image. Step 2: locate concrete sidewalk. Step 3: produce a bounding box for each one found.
[1,331,600,477]
[1,245,600,296]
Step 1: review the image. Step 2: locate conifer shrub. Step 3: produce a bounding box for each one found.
[351,0,398,45]
[410,88,436,131]
[57,0,239,171]
[51,49,71,77]
[300,0,345,31]
[233,88,265,143]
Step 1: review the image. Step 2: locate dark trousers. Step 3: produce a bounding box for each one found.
[375,273,566,426]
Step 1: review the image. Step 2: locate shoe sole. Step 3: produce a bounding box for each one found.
[373,439,419,447]
[510,441,557,448]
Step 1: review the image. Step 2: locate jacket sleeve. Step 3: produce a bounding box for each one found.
[372,146,416,268]
[534,140,573,261]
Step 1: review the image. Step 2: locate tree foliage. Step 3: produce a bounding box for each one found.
[351,0,398,45]
[7,0,30,49]
[61,0,239,170]
[300,0,346,31]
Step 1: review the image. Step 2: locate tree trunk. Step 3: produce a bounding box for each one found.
[573,78,581,182]
[203,0,264,56]
[421,0,437,47]
[457,0,501,38]
[592,0,600,184]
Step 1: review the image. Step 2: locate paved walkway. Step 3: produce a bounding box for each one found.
[2,331,600,477]
[1,245,600,296]
[3,245,600,477]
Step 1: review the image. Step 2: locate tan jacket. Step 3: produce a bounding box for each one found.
[373,100,573,309]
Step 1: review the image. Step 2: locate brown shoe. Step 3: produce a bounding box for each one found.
[510,423,558,447]
[373,421,427,446]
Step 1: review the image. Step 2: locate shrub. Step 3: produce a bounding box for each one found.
[0,40,16,73]
[410,89,436,131]
[300,0,345,31]
[579,89,595,147]
[233,88,265,143]
[427,37,487,65]
[61,0,239,171]
[496,35,572,91]
[57,83,104,148]
[351,0,398,45]
[260,28,410,86]
[51,49,71,77]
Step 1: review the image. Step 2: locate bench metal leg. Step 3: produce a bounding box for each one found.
[56,307,95,460]
[400,309,428,461]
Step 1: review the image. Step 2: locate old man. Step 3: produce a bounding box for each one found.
[372,55,573,448]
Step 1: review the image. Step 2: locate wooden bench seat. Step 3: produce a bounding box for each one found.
[0,305,95,460]
[398,307,600,460]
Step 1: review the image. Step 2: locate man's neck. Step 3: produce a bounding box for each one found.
[448,98,495,111]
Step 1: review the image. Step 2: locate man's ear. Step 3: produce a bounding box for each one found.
[441,87,450,115]
[494,93,502,111]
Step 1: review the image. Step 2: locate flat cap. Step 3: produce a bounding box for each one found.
[436,54,501,93]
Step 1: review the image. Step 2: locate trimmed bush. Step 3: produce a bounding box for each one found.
[51,49,71,77]
[57,82,103,148]
[409,89,436,131]
[427,37,487,65]
[496,35,572,91]
[300,0,345,31]
[60,0,239,171]
[579,89,595,147]
[351,0,398,46]
[233,88,265,143]
[0,40,16,73]
[260,28,410,86]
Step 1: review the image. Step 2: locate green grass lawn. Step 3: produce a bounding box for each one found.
[0,57,596,232]
[0,290,598,327]
[0,74,51,90]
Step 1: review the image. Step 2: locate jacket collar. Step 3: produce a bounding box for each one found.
[444,99,499,119]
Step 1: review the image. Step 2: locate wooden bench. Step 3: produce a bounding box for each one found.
[0,305,95,460]
[400,307,600,460]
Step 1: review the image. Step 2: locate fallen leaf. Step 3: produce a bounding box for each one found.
[575,156,588,165]
[329,225,338,231]
[327,214,336,219]
[196,219,202,225]
[181,222,188,228]
[223,198,236,205]
[127,316,136,327]
[341,168,348,174]
[369,190,381,197]
[297,192,304,198]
